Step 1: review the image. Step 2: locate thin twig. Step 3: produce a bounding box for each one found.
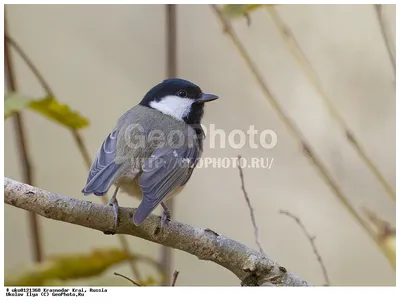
[210,4,389,263]
[4,11,43,262]
[5,177,311,286]
[114,272,141,286]
[5,34,142,282]
[171,270,180,286]
[280,210,330,286]
[266,5,396,202]
[374,4,396,75]
[237,156,266,256]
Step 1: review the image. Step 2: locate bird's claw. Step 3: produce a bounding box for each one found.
[160,208,171,234]
[104,197,119,235]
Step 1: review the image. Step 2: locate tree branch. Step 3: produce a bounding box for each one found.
[4,177,311,286]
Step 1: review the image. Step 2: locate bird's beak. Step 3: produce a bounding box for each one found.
[195,93,219,104]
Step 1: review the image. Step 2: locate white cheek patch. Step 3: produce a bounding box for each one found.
[149,96,194,121]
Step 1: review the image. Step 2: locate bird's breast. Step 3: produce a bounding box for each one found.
[115,175,185,202]
[115,174,143,199]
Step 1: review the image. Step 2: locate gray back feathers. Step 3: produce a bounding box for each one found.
[82,105,203,223]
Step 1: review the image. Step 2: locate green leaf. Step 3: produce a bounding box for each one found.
[4,93,89,129]
[222,4,265,18]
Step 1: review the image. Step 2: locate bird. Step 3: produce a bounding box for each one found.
[82,78,218,234]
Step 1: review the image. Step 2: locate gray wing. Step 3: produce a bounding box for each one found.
[133,146,200,225]
[81,129,122,196]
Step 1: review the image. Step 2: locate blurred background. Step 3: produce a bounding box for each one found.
[4,4,396,286]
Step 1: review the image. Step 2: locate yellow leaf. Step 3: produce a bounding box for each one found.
[4,93,89,129]
[382,233,396,269]
[29,97,89,129]
[222,4,269,18]
[5,248,130,286]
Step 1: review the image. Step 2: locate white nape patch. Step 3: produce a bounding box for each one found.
[149,95,194,121]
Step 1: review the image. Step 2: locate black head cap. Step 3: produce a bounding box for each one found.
[139,78,218,126]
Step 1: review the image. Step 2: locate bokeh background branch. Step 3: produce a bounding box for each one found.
[160,3,178,285]
[265,5,395,202]
[4,11,43,263]
[4,30,142,283]
[211,4,392,268]
[373,4,396,75]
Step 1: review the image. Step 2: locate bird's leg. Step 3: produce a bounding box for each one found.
[160,201,171,233]
[104,186,120,235]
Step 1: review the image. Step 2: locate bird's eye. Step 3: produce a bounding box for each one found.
[177,90,187,98]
